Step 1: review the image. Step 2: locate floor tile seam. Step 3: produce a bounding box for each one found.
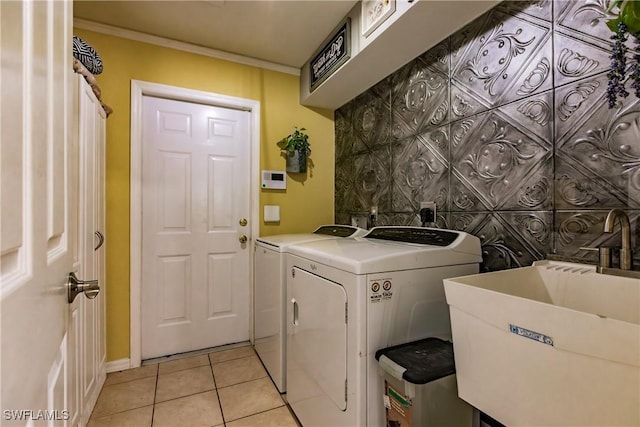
[90,403,154,421]
[101,373,158,390]
[209,353,257,366]
[209,361,228,426]
[103,373,158,387]
[154,386,218,405]
[151,366,159,427]
[143,342,252,366]
[157,363,212,376]
[221,402,287,424]
[214,373,270,390]
[211,354,260,366]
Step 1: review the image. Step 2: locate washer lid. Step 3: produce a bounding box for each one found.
[287,227,482,274]
[255,225,366,251]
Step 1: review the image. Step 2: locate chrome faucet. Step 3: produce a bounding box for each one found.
[603,209,633,270]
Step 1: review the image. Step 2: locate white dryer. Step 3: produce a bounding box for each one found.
[254,225,366,393]
[285,226,482,427]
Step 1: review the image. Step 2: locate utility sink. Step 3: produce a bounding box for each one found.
[443,260,640,427]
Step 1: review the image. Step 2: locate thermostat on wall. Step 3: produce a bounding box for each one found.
[261,170,286,189]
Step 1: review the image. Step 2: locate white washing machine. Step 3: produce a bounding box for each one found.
[285,226,482,427]
[254,225,367,393]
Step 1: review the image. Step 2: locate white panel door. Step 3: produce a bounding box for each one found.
[141,96,251,359]
[76,75,107,424]
[1,0,77,425]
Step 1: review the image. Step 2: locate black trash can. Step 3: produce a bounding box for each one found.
[375,337,476,427]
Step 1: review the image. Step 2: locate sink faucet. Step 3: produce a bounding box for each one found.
[603,209,633,270]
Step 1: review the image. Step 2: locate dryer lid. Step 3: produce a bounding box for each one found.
[287,227,482,274]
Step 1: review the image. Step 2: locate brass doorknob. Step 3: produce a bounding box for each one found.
[239,218,248,227]
[239,234,248,244]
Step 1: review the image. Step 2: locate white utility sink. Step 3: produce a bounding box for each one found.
[443,260,640,427]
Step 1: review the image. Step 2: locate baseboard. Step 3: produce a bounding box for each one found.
[105,358,131,373]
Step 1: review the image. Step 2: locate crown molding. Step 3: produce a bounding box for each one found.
[73,18,301,76]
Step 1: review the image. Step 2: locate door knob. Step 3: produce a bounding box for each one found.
[239,218,248,227]
[67,272,100,303]
[238,234,248,244]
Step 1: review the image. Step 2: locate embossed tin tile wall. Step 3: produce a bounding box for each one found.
[334,0,640,271]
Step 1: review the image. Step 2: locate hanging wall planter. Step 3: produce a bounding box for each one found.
[278,127,311,173]
[286,149,308,173]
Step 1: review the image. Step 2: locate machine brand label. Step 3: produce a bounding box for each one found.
[509,324,554,346]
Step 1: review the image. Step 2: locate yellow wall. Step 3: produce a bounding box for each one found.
[74,29,335,362]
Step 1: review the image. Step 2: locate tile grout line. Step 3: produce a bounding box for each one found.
[222,403,288,425]
[150,367,159,427]
[209,355,229,425]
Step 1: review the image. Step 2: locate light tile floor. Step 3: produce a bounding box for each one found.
[89,344,300,427]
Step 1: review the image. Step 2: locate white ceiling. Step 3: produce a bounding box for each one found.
[73,0,359,69]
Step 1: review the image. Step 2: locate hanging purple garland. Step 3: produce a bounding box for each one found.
[606,0,640,107]
[607,21,629,107]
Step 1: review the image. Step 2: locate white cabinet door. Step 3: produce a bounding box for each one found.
[141,96,251,359]
[76,75,107,424]
[1,1,77,425]
[287,267,348,412]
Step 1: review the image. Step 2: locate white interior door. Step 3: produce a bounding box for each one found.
[141,95,251,359]
[1,0,77,425]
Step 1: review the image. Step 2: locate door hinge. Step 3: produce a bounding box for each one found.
[345,379,348,403]
[291,268,295,278]
[345,302,348,324]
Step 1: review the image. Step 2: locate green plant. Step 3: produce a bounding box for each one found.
[277,127,311,156]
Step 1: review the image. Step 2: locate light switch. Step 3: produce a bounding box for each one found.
[264,205,280,223]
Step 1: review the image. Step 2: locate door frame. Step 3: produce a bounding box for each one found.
[129,80,260,368]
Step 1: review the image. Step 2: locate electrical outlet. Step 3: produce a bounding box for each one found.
[420,201,436,219]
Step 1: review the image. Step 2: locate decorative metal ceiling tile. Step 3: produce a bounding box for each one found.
[553,210,640,266]
[391,57,449,138]
[498,0,553,22]
[451,9,551,108]
[335,107,356,160]
[335,212,351,226]
[451,212,545,271]
[500,211,553,259]
[450,82,493,120]
[502,41,553,107]
[351,91,392,153]
[416,124,450,161]
[451,110,551,209]
[554,74,605,142]
[553,32,611,88]
[391,134,449,213]
[369,74,393,102]
[499,160,553,210]
[335,157,356,213]
[353,148,392,212]
[555,210,604,256]
[500,90,554,142]
[335,0,640,270]
[555,155,633,209]
[417,39,450,77]
[450,13,490,72]
[555,0,614,46]
[450,171,492,211]
[557,95,640,208]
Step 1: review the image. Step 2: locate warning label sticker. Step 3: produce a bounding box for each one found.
[370,279,392,303]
